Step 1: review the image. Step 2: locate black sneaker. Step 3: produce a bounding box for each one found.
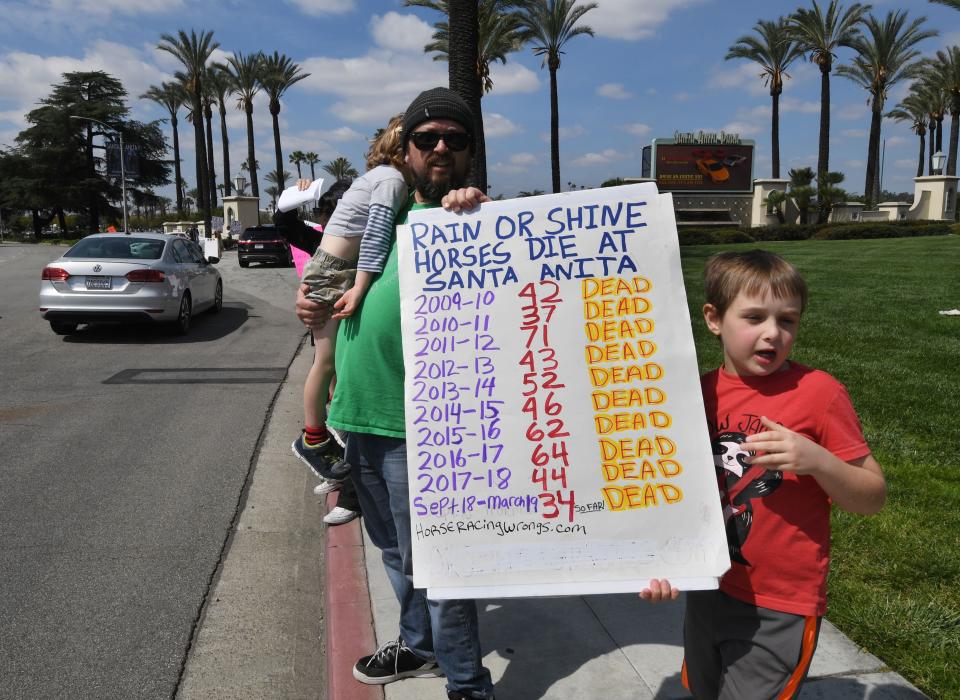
[352,637,441,685]
[291,433,343,480]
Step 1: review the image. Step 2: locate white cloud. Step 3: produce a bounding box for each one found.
[842,129,867,138]
[885,136,908,148]
[589,0,709,41]
[488,62,539,94]
[540,125,585,143]
[893,158,917,170]
[621,123,652,136]
[710,62,770,97]
[780,97,820,115]
[597,83,633,100]
[571,149,620,167]
[46,0,184,16]
[370,12,435,53]
[483,112,520,138]
[285,0,355,16]
[721,121,761,136]
[299,49,445,126]
[838,103,868,121]
[491,152,538,174]
[0,42,166,129]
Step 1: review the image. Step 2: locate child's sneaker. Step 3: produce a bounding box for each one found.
[327,424,347,448]
[323,506,359,525]
[353,637,442,684]
[292,433,341,480]
[312,479,342,496]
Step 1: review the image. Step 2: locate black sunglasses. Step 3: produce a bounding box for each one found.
[410,131,471,152]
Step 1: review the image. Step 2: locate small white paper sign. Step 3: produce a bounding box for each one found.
[397,183,731,599]
[277,178,324,213]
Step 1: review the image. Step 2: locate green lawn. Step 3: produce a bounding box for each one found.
[681,235,960,700]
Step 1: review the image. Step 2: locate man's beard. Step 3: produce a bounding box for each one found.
[414,154,469,203]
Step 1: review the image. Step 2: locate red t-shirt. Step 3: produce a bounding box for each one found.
[701,362,870,616]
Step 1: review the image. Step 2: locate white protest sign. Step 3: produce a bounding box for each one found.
[397,183,730,599]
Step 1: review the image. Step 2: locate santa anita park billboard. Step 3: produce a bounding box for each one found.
[651,134,755,193]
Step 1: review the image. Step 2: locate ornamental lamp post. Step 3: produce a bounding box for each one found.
[233,175,247,195]
[70,115,128,234]
[932,151,947,176]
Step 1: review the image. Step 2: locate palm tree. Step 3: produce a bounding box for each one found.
[931,46,960,175]
[929,0,960,9]
[265,169,291,198]
[207,66,233,197]
[141,81,185,214]
[264,185,279,207]
[912,78,947,172]
[201,77,218,209]
[304,151,320,180]
[515,0,598,193]
[787,166,817,224]
[789,0,870,221]
[257,52,310,191]
[323,156,359,180]
[223,51,263,199]
[158,29,220,237]
[407,0,526,192]
[726,17,804,179]
[888,93,930,177]
[837,10,936,207]
[289,150,306,179]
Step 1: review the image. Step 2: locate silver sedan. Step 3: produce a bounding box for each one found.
[39,232,222,335]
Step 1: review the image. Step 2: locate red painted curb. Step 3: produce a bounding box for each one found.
[324,491,384,700]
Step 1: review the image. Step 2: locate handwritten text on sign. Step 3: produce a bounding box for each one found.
[398,184,729,598]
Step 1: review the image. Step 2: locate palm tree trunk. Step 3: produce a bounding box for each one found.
[205,106,217,210]
[245,104,259,198]
[771,88,781,179]
[917,132,926,178]
[220,106,231,196]
[936,116,944,152]
[271,107,284,189]
[192,95,210,229]
[948,105,959,176]
[549,62,561,194]
[447,0,486,192]
[929,117,936,174]
[171,115,183,214]
[816,65,831,223]
[864,95,882,209]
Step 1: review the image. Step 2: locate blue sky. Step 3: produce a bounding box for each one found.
[0,0,956,203]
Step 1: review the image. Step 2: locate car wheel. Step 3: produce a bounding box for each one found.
[50,321,78,335]
[211,280,223,313]
[173,293,192,335]
[239,258,249,268]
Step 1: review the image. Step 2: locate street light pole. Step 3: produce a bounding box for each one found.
[69,115,128,234]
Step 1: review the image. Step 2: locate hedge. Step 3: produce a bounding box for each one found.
[675,220,955,246]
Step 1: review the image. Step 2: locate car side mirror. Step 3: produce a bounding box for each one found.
[206,256,220,265]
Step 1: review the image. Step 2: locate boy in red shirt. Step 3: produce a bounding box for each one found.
[647,249,887,699]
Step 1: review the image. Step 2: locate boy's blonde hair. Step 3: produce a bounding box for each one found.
[365,113,406,172]
[704,249,808,317]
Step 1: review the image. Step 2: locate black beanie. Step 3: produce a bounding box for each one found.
[402,87,475,147]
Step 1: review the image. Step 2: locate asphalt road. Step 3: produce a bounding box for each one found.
[0,242,306,699]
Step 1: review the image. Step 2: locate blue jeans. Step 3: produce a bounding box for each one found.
[347,433,494,699]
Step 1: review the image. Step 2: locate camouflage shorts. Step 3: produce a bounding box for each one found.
[301,249,356,307]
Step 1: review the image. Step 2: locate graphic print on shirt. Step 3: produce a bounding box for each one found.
[712,431,783,566]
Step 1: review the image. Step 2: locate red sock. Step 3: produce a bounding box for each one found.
[304,425,329,447]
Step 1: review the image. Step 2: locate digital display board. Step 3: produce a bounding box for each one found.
[652,141,755,193]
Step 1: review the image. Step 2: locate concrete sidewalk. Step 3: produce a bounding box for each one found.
[181,338,930,700]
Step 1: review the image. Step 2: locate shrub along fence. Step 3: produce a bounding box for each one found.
[677,221,957,246]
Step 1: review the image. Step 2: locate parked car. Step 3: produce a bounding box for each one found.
[237,225,294,268]
[39,232,222,335]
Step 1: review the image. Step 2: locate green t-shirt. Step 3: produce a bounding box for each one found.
[327,197,435,438]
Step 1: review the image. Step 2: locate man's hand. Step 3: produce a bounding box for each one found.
[639,579,679,603]
[296,283,331,329]
[297,178,311,191]
[441,187,490,213]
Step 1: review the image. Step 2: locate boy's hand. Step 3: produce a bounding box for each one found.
[639,578,679,603]
[297,178,311,191]
[441,187,490,212]
[331,287,362,319]
[745,416,828,476]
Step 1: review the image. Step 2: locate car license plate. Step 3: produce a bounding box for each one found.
[85,275,111,290]
[254,243,264,249]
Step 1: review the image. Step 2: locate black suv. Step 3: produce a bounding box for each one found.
[237,225,294,268]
